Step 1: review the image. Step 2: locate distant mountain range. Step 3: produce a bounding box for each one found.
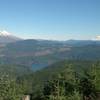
[64,39,100,46]
[0,31,100,70]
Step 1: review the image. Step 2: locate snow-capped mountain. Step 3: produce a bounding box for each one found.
[0,30,21,44]
[0,30,11,36]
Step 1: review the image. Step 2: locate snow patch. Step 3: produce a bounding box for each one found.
[0,30,11,36]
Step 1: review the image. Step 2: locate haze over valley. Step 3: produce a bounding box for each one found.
[0,30,100,71]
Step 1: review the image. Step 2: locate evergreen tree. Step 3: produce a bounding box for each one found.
[79,71,96,100]
[0,73,23,100]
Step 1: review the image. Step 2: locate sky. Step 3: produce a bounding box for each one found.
[0,0,100,40]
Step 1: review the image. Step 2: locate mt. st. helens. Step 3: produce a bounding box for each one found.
[0,30,21,44]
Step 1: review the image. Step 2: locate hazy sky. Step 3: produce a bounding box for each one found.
[0,0,100,40]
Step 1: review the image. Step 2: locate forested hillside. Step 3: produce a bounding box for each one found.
[0,60,100,100]
[0,40,100,70]
[0,36,100,100]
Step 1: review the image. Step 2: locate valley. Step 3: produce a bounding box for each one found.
[0,31,100,100]
[0,38,100,70]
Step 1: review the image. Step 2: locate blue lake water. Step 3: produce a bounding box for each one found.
[32,63,48,71]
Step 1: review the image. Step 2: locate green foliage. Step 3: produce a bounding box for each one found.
[42,65,82,100]
[90,62,100,91]
[0,74,23,100]
[32,61,99,100]
[66,91,82,100]
[79,75,96,100]
[0,60,100,100]
[0,64,33,100]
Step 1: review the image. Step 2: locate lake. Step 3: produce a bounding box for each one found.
[32,63,48,71]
